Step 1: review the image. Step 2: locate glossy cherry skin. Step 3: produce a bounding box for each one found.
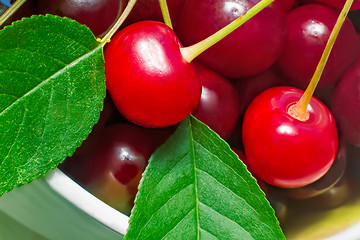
[37,0,125,37]
[104,21,202,128]
[175,0,287,78]
[331,58,360,146]
[62,123,151,185]
[276,4,360,89]
[191,62,240,139]
[242,86,338,188]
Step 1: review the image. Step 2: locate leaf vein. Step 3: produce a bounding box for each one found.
[0,44,103,117]
[140,152,189,212]
[160,207,194,240]
[0,104,26,185]
[189,122,201,240]
[135,182,194,240]
[16,47,67,65]
[197,168,260,218]
[26,81,54,165]
[194,139,254,196]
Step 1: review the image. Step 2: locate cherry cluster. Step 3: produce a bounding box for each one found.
[6,0,360,226]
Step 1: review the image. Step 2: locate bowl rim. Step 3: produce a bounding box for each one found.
[45,169,130,236]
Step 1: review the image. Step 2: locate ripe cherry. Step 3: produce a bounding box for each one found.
[242,86,338,188]
[234,68,286,116]
[104,21,202,128]
[37,0,125,37]
[62,123,152,185]
[331,58,360,146]
[191,62,240,139]
[276,4,359,89]
[105,1,275,128]
[175,0,287,78]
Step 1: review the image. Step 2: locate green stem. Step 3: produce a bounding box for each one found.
[290,0,355,120]
[0,0,28,28]
[180,0,274,63]
[100,0,137,44]
[159,0,173,29]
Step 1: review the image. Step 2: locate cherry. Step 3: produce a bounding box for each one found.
[331,57,360,146]
[191,62,240,139]
[104,21,201,128]
[270,141,347,199]
[62,123,152,185]
[37,0,125,37]
[242,86,338,188]
[276,4,360,89]
[234,68,287,116]
[104,0,277,128]
[175,0,287,78]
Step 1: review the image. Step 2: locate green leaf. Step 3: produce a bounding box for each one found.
[124,115,285,239]
[0,15,106,196]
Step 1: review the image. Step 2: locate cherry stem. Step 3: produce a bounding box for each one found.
[0,0,27,28]
[159,0,173,29]
[100,0,137,44]
[181,0,274,63]
[289,0,354,121]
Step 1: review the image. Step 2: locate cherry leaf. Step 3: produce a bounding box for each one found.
[0,15,106,196]
[125,115,285,239]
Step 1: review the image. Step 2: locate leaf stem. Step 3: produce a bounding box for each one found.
[289,0,354,121]
[159,0,173,29]
[0,0,27,28]
[180,0,274,63]
[100,0,137,44]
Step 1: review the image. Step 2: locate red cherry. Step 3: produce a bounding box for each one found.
[191,62,240,139]
[276,4,360,89]
[37,0,125,37]
[175,0,287,78]
[331,58,360,146]
[104,21,202,128]
[63,123,152,185]
[234,68,286,116]
[242,86,338,188]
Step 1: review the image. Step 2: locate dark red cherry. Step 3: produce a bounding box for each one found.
[37,0,125,37]
[234,68,287,116]
[104,21,202,128]
[191,62,240,139]
[175,0,287,78]
[331,58,360,146]
[242,86,338,188]
[276,4,360,89]
[62,123,152,185]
